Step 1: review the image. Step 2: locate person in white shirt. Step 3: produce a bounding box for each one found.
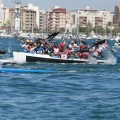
[69,40,78,51]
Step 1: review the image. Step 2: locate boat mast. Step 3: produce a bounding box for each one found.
[76,12,79,37]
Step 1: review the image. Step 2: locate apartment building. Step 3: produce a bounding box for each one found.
[0,0,4,26]
[2,7,9,22]
[77,6,111,28]
[27,4,40,29]
[8,4,37,32]
[20,8,36,32]
[9,8,15,32]
[3,4,114,33]
[47,6,66,31]
[0,7,10,33]
[39,10,47,32]
[114,4,120,24]
[100,11,111,27]
[66,10,77,33]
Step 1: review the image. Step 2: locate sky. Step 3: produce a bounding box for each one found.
[2,0,120,12]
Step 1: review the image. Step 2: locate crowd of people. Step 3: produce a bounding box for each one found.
[21,38,108,59]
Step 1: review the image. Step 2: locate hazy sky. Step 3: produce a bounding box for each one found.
[2,0,120,12]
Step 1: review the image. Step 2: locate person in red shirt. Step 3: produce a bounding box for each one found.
[76,45,89,59]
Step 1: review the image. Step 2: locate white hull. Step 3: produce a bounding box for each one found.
[13,52,106,64]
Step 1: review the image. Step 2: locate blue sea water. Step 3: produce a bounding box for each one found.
[0,38,120,120]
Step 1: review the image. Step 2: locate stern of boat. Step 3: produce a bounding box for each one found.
[13,52,26,63]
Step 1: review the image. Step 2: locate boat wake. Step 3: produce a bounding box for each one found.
[0,58,16,65]
[88,54,97,64]
[106,50,116,64]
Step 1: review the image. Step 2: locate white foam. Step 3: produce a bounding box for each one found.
[0,58,16,65]
[88,54,98,64]
[106,50,116,64]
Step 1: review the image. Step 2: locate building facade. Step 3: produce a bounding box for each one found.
[2,3,114,33]
[0,0,4,27]
[20,8,36,32]
[114,4,120,25]
[39,10,46,32]
[100,10,111,28]
[47,6,66,31]
[9,4,37,32]
[77,6,111,29]
[66,10,77,33]
[27,3,40,29]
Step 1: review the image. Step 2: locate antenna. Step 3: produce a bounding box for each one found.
[12,0,22,5]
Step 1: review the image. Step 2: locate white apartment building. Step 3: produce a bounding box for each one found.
[2,8,9,22]
[99,10,111,28]
[77,6,111,28]
[8,3,42,32]
[66,10,77,33]
[27,3,40,29]
[109,13,114,23]
[39,10,46,32]
[0,0,4,26]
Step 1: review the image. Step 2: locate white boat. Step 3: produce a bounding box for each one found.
[13,52,106,64]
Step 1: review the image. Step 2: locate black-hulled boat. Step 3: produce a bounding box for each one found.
[13,52,106,64]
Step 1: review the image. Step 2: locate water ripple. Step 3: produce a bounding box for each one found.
[0,38,120,119]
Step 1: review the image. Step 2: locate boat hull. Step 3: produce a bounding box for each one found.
[13,52,106,64]
[26,56,88,63]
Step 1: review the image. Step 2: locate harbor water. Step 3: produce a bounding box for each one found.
[0,38,120,120]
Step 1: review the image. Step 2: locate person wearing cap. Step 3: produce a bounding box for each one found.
[76,50,89,59]
[75,41,89,59]
[59,43,71,59]
[75,45,89,59]
[21,39,30,52]
[79,41,86,50]
[26,39,36,52]
[21,39,29,47]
